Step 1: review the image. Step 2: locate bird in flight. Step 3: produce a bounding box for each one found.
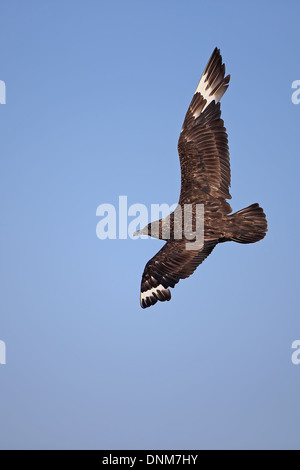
[135,48,268,309]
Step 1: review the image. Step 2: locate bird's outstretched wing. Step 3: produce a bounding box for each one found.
[140,239,217,308]
[139,48,230,308]
[178,47,231,212]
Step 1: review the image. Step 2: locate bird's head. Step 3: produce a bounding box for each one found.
[133,220,162,239]
[133,225,150,237]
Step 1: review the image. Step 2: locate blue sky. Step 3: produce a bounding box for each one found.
[0,0,300,450]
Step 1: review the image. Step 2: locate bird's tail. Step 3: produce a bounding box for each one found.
[227,203,268,244]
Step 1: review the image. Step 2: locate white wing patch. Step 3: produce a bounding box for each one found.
[141,284,165,301]
[140,283,171,308]
[193,73,220,117]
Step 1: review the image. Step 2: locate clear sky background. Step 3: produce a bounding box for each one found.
[0,0,300,450]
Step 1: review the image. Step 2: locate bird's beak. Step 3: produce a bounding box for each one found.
[133,230,140,237]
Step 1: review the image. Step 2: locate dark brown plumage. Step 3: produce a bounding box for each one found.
[136,48,268,309]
